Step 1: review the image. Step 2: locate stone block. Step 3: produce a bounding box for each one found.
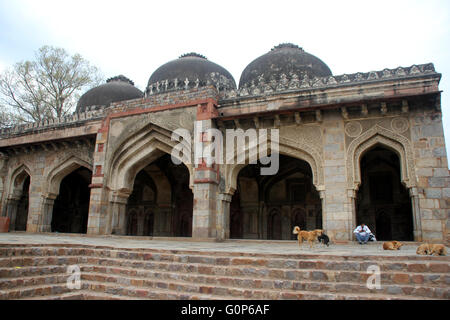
[422,220,443,231]
[428,177,448,188]
[424,188,442,199]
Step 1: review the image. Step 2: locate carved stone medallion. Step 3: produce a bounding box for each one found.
[345,121,363,138]
[391,117,409,133]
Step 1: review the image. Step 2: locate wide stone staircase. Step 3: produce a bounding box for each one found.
[0,243,449,300]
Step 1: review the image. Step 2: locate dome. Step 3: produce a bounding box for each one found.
[239,43,332,88]
[146,53,236,95]
[76,75,143,113]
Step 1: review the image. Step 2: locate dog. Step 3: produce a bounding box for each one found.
[317,233,330,246]
[382,241,403,250]
[429,244,447,256]
[416,243,431,255]
[315,230,330,247]
[292,226,322,249]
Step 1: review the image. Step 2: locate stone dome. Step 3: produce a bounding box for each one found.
[239,43,332,88]
[146,53,236,95]
[76,75,143,113]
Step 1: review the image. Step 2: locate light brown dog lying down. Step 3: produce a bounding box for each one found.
[292,226,323,249]
[383,241,403,250]
[416,243,447,256]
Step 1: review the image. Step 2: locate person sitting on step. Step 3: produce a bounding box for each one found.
[353,223,372,245]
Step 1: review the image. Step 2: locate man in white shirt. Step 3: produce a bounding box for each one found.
[353,223,372,244]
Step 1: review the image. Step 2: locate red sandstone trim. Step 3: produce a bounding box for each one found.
[88,183,103,189]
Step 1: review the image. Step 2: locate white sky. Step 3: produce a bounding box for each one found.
[0,0,449,160]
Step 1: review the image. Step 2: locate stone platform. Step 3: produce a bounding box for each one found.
[0,232,430,256]
[0,232,449,300]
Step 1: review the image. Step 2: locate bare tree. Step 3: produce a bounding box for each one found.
[0,46,103,127]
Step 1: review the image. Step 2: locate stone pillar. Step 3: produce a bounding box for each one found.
[281,205,290,240]
[192,100,220,239]
[347,189,357,240]
[87,130,108,235]
[321,113,352,241]
[409,187,423,242]
[110,192,129,235]
[38,195,56,232]
[5,198,19,231]
[192,180,218,238]
[137,212,145,236]
[216,193,232,241]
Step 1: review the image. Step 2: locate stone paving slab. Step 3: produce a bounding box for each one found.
[0,232,447,258]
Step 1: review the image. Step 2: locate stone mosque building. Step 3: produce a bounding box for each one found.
[0,43,448,244]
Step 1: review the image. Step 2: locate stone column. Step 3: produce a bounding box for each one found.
[110,192,129,235]
[192,100,220,239]
[192,180,218,238]
[321,113,352,241]
[5,198,19,231]
[38,195,57,232]
[216,193,232,241]
[347,189,357,240]
[87,130,108,235]
[137,211,145,236]
[409,187,423,242]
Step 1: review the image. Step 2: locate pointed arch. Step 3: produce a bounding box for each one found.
[225,136,324,195]
[8,164,31,199]
[347,125,416,191]
[106,122,193,193]
[45,155,93,198]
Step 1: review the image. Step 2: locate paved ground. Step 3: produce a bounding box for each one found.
[0,232,438,257]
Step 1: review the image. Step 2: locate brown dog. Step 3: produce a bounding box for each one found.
[293,226,322,249]
[429,244,447,256]
[416,243,431,255]
[383,241,403,250]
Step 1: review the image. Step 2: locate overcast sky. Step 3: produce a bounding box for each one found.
[0,0,449,158]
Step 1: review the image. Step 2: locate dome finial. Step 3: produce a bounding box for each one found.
[179,52,208,60]
[271,43,303,51]
[106,75,135,86]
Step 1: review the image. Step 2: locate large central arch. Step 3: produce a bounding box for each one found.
[230,155,322,240]
[105,122,194,236]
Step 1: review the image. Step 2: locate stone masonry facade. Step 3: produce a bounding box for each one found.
[0,61,448,244]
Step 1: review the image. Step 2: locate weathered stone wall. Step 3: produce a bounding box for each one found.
[411,108,449,243]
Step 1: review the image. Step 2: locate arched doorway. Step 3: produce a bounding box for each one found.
[7,169,30,231]
[51,167,92,234]
[15,176,30,231]
[230,155,322,240]
[125,154,193,237]
[356,145,414,241]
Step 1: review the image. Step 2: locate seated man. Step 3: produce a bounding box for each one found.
[353,223,372,245]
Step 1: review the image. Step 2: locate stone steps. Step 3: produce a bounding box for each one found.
[0,244,449,300]
[80,269,447,299]
[1,245,448,262]
[2,251,449,274]
[0,272,68,290]
[79,279,428,300]
[0,283,73,300]
[1,254,448,288]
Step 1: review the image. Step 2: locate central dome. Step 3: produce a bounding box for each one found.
[239,43,332,88]
[146,53,236,94]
